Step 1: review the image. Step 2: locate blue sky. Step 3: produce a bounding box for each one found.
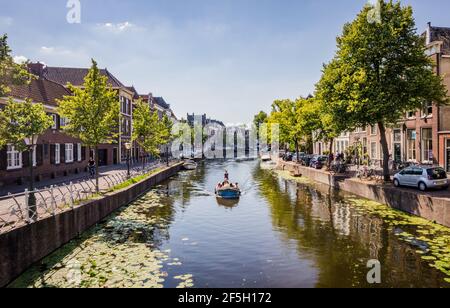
[1,0,450,123]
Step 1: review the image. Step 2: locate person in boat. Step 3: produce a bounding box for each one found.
[224,170,229,181]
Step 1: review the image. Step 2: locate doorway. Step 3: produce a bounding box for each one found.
[446,139,450,172]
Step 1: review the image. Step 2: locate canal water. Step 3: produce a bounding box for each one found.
[11,160,450,288]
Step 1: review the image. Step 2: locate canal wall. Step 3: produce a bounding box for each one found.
[0,163,183,288]
[279,161,450,228]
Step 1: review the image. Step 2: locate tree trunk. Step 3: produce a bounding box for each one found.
[28,146,36,221]
[378,122,391,182]
[295,139,299,162]
[95,145,99,193]
[328,138,334,169]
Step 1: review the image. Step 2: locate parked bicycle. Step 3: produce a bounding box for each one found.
[356,165,375,180]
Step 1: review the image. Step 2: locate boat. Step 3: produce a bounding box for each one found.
[182,160,198,170]
[215,185,241,200]
[261,154,271,162]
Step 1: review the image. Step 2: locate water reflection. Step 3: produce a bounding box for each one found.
[11,160,450,288]
[252,164,449,288]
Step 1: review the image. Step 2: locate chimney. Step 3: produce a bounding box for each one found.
[426,22,432,45]
[28,62,46,77]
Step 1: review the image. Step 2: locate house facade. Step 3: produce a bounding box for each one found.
[342,24,450,171]
[31,63,135,166]
[0,75,89,186]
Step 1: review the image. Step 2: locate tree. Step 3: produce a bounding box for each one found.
[0,34,31,97]
[132,99,164,169]
[324,0,448,180]
[57,59,120,193]
[253,111,268,152]
[0,99,53,219]
[160,114,175,166]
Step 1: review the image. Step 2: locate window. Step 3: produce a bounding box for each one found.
[7,145,22,170]
[393,129,401,143]
[423,102,433,117]
[65,144,74,163]
[370,142,377,160]
[52,114,58,129]
[370,125,377,135]
[421,128,433,163]
[77,144,82,161]
[407,111,416,119]
[407,129,416,161]
[60,117,67,127]
[55,144,60,164]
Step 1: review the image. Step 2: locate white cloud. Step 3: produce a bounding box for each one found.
[13,55,28,64]
[96,22,139,34]
[0,16,13,27]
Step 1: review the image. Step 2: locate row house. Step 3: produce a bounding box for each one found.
[313,132,350,157]
[30,62,135,166]
[348,24,450,171]
[0,74,89,186]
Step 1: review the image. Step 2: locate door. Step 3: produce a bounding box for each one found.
[113,148,118,165]
[98,149,108,166]
[394,143,401,162]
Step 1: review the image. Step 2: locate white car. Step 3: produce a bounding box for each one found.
[393,166,449,191]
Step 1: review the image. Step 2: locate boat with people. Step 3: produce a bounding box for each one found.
[215,169,241,200]
[182,160,198,170]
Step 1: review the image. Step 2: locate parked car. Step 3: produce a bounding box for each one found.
[282,152,293,162]
[299,155,313,166]
[310,155,328,169]
[393,166,449,191]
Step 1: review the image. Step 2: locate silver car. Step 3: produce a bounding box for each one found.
[393,166,449,191]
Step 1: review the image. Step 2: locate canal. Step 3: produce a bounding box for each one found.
[10,160,450,288]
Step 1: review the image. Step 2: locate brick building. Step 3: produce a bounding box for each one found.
[345,23,450,170]
[30,63,136,166]
[0,75,89,186]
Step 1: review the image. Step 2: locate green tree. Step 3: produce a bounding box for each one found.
[325,0,448,180]
[160,114,175,166]
[132,99,164,168]
[253,111,268,152]
[0,99,53,219]
[57,59,120,192]
[0,34,31,97]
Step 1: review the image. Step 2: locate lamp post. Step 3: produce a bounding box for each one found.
[125,142,132,178]
[24,135,39,221]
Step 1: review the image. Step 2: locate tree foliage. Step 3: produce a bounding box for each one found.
[0,34,32,97]
[132,99,163,158]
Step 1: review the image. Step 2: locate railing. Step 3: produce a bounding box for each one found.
[0,161,169,235]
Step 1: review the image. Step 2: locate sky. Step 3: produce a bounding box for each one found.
[1,0,450,124]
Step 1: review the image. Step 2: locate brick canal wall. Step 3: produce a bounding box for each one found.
[0,163,183,288]
[279,161,450,228]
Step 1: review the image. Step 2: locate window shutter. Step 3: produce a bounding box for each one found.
[61,145,65,164]
[50,145,55,165]
[23,151,30,168]
[81,146,86,161]
[74,143,78,162]
[0,147,7,170]
[37,145,44,166]
[56,115,61,130]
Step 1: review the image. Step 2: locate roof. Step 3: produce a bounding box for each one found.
[7,77,72,106]
[154,97,170,109]
[427,24,450,55]
[43,66,125,88]
[126,86,140,99]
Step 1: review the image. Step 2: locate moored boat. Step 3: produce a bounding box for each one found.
[182,160,198,170]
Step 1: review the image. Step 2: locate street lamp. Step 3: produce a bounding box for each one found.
[24,135,39,221]
[125,142,132,178]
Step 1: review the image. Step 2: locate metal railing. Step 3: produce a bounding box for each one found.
[0,161,169,235]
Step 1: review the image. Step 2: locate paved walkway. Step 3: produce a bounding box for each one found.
[0,161,167,233]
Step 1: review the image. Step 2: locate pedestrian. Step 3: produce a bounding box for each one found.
[88,158,96,176]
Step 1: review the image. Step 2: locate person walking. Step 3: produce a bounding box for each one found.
[88,158,96,177]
